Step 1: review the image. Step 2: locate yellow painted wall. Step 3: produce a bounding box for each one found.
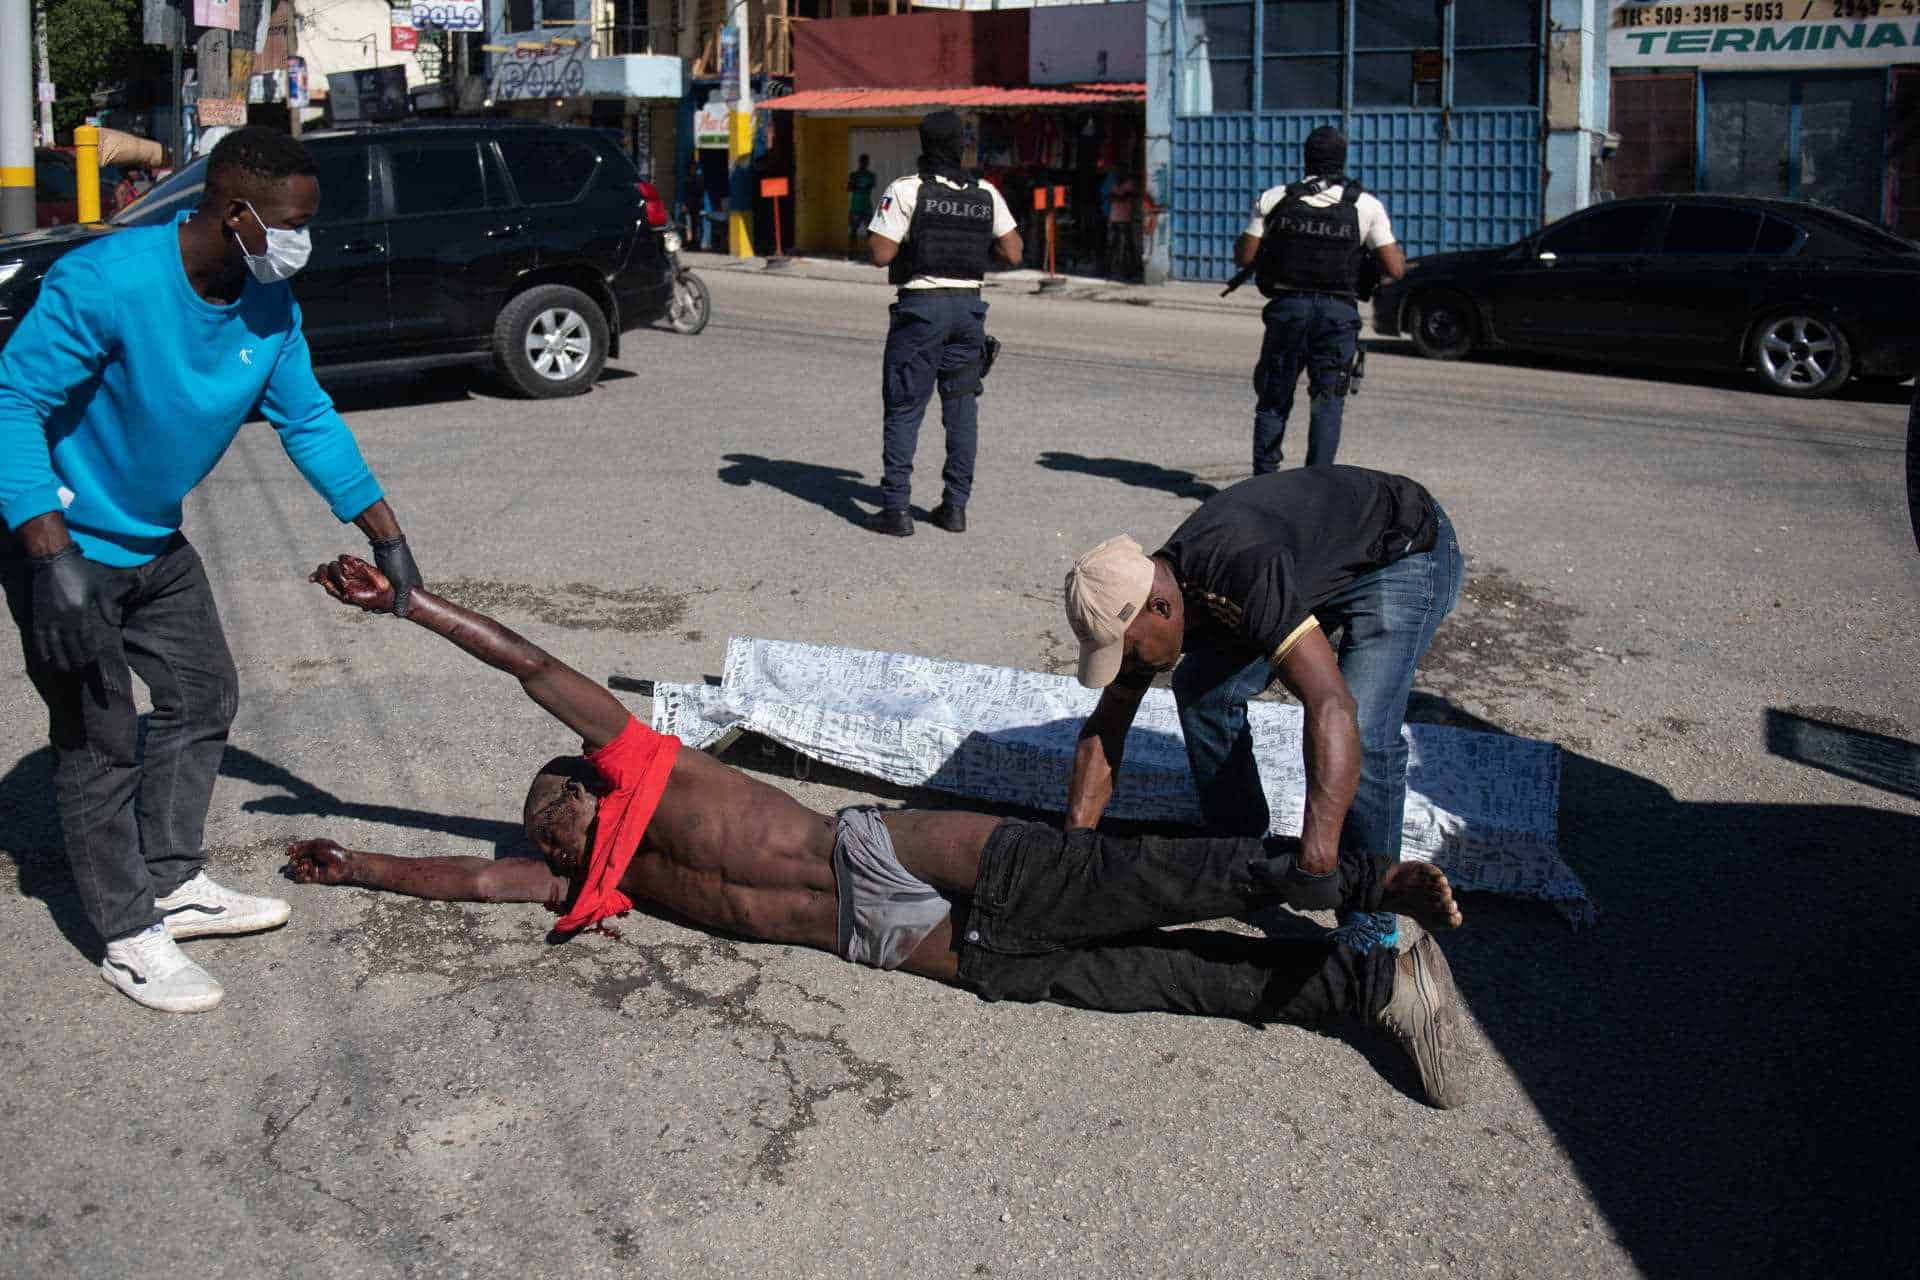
[794,114,922,255]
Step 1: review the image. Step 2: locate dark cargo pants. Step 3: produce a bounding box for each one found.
[1253,291,1362,472]
[880,288,988,513]
[955,819,1396,1024]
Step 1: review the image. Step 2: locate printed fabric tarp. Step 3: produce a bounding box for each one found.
[652,638,1593,925]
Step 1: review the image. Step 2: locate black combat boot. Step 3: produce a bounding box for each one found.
[864,508,914,537]
[929,503,967,533]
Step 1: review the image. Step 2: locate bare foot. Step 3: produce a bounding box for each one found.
[1381,861,1462,932]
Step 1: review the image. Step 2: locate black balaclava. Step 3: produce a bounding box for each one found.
[1303,125,1348,178]
[918,110,972,185]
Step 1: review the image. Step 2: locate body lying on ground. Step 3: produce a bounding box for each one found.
[288,556,1470,1107]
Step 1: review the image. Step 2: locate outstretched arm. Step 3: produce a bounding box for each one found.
[286,839,566,905]
[311,555,631,750]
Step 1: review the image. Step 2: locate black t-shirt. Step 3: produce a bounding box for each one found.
[1129,466,1438,680]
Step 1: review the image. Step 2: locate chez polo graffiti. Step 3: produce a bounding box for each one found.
[1609,17,1920,65]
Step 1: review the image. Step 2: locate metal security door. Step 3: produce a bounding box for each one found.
[1703,73,1886,221]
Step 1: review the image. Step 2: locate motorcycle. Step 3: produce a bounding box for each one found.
[661,225,711,336]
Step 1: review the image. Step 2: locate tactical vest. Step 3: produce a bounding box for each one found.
[1255,178,1367,298]
[888,176,996,286]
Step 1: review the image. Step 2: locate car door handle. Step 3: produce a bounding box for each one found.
[484,224,525,239]
[340,240,385,255]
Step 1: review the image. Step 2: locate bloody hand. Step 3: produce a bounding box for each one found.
[285,839,355,885]
[309,555,395,613]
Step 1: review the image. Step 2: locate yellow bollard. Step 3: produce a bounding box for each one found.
[74,125,102,223]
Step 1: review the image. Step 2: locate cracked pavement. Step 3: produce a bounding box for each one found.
[2,269,1917,1277]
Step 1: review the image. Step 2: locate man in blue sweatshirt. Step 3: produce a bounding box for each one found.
[0,127,424,1014]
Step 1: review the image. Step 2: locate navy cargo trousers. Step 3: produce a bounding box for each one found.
[1253,290,1362,472]
[879,288,988,513]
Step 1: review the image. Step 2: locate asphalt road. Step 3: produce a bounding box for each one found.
[3,264,1916,1278]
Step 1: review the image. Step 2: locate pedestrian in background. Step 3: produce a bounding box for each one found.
[846,153,876,260]
[1235,126,1405,472]
[1105,164,1139,281]
[682,162,707,252]
[864,111,1023,538]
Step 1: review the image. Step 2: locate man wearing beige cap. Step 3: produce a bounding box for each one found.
[1064,465,1462,956]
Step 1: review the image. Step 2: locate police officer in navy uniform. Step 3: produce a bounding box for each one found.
[1234,126,1407,473]
[865,111,1023,536]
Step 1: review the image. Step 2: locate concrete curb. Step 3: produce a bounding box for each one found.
[682,250,1381,329]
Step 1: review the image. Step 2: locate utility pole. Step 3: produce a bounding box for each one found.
[34,0,54,142]
[170,0,185,164]
[726,0,753,257]
[287,0,301,136]
[1,0,34,234]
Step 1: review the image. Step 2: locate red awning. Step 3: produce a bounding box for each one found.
[762,84,1145,112]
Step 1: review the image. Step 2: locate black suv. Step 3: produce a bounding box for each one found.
[0,122,675,397]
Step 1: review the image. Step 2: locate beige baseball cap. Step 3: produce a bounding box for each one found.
[1064,535,1156,689]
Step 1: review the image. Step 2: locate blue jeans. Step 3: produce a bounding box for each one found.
[880,289,988,512]
[1170,506,1464,950]
[1252,292,1362,473]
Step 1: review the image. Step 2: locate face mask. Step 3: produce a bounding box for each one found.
[238,201,311,283]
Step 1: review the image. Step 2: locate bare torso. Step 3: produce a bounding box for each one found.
[616,749,1001,964]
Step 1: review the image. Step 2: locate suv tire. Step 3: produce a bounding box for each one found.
[493,284,609,398]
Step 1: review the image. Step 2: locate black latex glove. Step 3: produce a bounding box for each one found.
[370,534,422,619]
[28,545,109,672]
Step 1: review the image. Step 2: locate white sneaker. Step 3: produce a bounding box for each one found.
[101,924,224,1013]
[156,871,291,939]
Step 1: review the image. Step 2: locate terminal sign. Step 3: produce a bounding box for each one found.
[1608,0,1920,66]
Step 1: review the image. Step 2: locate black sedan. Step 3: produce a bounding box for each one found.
[1372,195,1920,398]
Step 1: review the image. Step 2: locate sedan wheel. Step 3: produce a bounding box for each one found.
[1408,290,1476,361]
[1750,312,1852,398]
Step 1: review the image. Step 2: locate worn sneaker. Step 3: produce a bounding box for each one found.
[156,871,291,939]
[100,923,224,1013]
[1374,934,1467,1109]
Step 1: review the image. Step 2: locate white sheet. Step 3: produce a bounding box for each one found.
[652,638,1593,924]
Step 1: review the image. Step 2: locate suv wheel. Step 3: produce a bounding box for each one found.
[493,284,609,398]
[1748,310,1851,398]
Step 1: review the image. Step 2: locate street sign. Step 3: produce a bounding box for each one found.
[719,26,740,95]
[759,177,789,198]
[38,82,56,103]
[196,98,247,126]
[410,1,483,31]
[392,24,418,51]
[694,95,729,149]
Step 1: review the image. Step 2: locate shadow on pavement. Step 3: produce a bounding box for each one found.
[1035,451,1221,502]
[1365,339,1914,405]
[0,742,527,960]
[1404,692,1920,1276]
[316,365,637,415]
[716,452,928,528]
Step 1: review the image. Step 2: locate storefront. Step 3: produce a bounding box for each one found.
[481,9,686,189]
[1606,1,1920,235]
[770,89,1147,271]
[1168,0,1546,277]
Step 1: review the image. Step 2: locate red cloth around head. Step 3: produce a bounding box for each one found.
[551,716,682,936]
